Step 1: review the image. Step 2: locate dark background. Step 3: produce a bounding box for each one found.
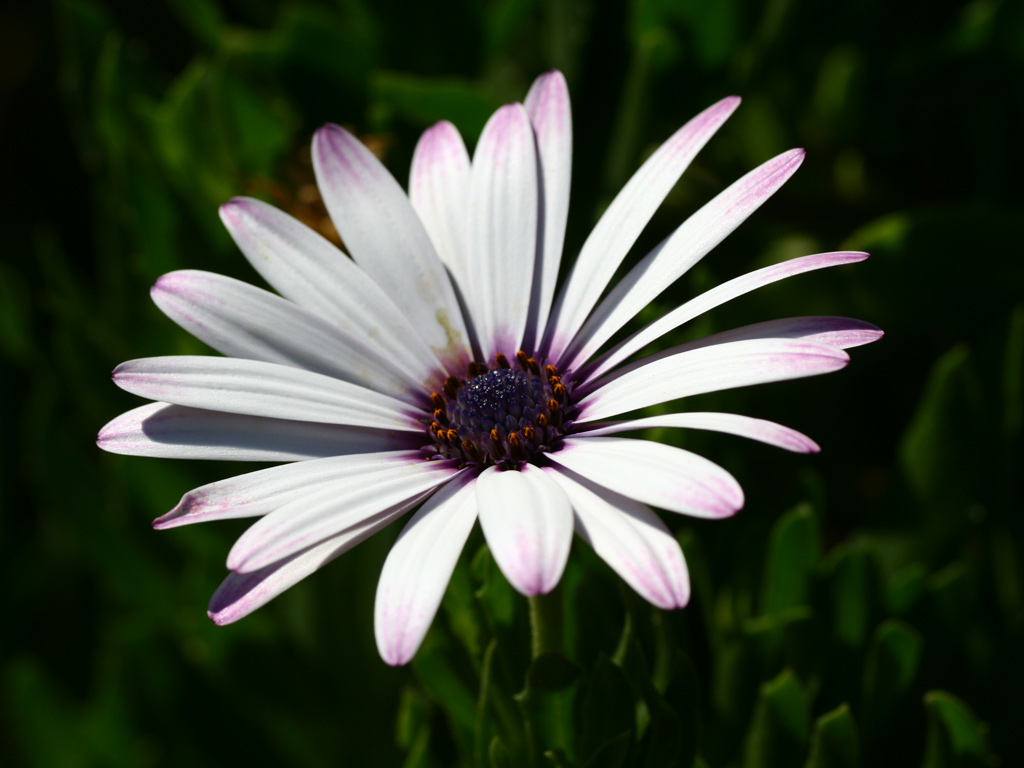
[1,0,1021,765]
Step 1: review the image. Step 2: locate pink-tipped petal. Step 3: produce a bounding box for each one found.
[312,124,471,371]
[523,71,572,349]
[543,95,741,362]
[227,462,461,573]
[97,402,415,461]
[219,197,447,383]
[476,464,573,597]
[465,103,539,359]
[154,450,422,529]
[374,473,479,666]
[577,412,820,453]
[562,148,806,369]
[208,490,433,625]
[113,356,423,431]
[546,467,689,609]
[151,270,428,402]
[578,338,850,423]
[409,121,472,297]
[548,437,744,519]
[666,316,884,353]
[586,251,869,381]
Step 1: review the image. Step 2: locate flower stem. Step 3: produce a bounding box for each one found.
[528,587,563,659]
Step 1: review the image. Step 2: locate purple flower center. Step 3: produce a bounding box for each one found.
[423,352,578,470]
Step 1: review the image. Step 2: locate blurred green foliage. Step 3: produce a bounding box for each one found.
[2,0,1022,765]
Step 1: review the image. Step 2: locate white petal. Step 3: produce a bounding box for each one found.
[97,403,415,461]
[113,356,423,431]
[227,460,460,572]
[578,338,850,423]
[466,103,539,359]
[312,124,471,370]
[577,412,819,453]
[662,316,884,353]
[219,198,448,384]
[542,96,741,362]
[586,252,870,380]
[409,121,472,296]
[562,149,805,369]
[523,71,572,350]
[208,489,434,626]
[151,270,429,402]
[154,450,422,529]
[547,437,743,518]
[546,467,689,609]
[375,473,479,666]
[476,464,573,597]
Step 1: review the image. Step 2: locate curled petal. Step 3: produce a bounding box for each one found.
[113,356,423,431]
[97,403,416,462]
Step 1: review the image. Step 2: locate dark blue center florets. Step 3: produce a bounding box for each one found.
[424,353,578,470]
[450,370,546,429]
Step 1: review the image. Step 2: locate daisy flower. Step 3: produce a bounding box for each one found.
[98,71,880,665]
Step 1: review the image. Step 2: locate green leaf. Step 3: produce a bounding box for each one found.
[278,3,378,99]
[806,703,860,768]
[399,724,432,768]
[886,562,928,615]
[371,72,501,140]
[742,669,811,768]
[1003,303,1024,439]
[441,552,485,660]
[0,263,33,365]
[471,546,517,632]
[526,651,580,693]
[657,649,701,768]
[862,619,922,735]
[396,686,432,750]
[928,562,973,628]
[583,730,632,768]
[545,747,577,767]
[490,736,513,768]
[639,679,684,768]
[922,691,992,768]
[411,638,477,754]
[760,505,821,617]
[900,345,986,511]
[167,0,224,47]
[578,655,635,766]
[823,543,871,648]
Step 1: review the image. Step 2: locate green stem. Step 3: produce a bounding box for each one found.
[528,587,564,659]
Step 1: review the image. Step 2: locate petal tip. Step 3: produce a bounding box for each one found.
[668,591,691,610]
[207,608,235,627]
[218,198,248,225]
[381,646,413,667]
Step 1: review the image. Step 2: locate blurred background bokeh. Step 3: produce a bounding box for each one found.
[2,0,1022,766]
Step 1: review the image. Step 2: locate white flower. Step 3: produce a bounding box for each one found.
[98,71,880,665]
